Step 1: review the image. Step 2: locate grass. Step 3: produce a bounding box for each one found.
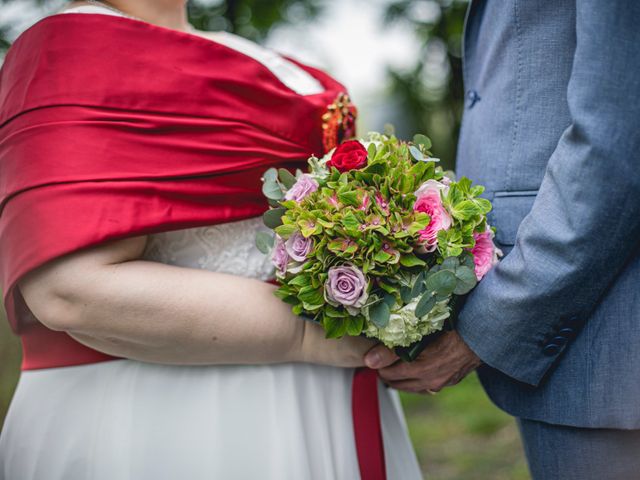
[0,314,528,478]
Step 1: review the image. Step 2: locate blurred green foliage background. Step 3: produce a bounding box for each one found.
[0,0,528,478]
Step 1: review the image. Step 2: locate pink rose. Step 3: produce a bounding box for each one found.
[271,236,289,275]
[285,231,313,262]
[284,174,319,202]
[324,264,369,315]
[413,180,452,253]
[471,229,502,280]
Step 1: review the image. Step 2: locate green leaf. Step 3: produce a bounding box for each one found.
[346,316,365,336]
[476,197,493,213]
[374,250,392,263]
[288,275,310,287]
[369,301,391,328]
[451,200,481,220]
[470,185,485,197]
[412,134,432,150]
[262,180,284,200]
[400,253,427,268]
[341,211,360,232]
[323,316,347,338]
[338,191,360,206]
[278,168,297,189]
[263,207,286,229]
[425,270,457,296]
[454,265,478,295]
[255,231,274,254]
[367,142,377,160]
[274,224,297,237]
[415,293,436,318]
[298,287,324,306]
[363,162,386,175]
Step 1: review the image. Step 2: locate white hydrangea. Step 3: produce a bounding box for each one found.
[365,298,451,348]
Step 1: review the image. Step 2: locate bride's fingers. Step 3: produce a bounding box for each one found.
[364,343,399,369]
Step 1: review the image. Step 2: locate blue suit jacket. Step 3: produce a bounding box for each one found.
[456,0,640,428]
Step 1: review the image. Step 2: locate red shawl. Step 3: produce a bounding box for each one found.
[0,13,385,479]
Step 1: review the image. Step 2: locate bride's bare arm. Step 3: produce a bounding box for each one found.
[18,235,375,367]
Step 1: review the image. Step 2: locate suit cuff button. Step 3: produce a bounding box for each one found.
[542,343,561,356]
[558,327,575,339]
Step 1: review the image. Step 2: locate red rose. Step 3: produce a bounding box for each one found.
[326,140,368,173]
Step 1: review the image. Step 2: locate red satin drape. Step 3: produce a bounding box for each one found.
[0,13,386,479]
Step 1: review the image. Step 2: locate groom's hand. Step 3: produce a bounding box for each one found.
[364,331,482,394]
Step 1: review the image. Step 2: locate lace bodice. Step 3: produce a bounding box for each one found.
[142,217,275,281]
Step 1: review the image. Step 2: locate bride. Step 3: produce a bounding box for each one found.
[0,1,422,479]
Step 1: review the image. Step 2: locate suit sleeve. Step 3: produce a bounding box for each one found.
[456,0,640,386]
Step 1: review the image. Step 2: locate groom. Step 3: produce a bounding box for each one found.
[366,1,640,478]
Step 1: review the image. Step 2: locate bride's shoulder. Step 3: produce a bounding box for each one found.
[55,2,122,16]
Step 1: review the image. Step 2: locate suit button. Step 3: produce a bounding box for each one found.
[466,89,481,108]
[552,336,568,346]
[558,328,575,338]
[543,344,561,356]
[566,316,581,327]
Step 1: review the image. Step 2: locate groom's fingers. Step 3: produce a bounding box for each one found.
[364,344,399,369]
[386,379,445,394]
[378,361,424,382]
[385,379,431,394]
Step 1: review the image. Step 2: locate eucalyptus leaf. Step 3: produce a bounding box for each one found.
[410,271,425,299]
[441,256,459,271]
[263,207,286,229]
[262,180,284,200]
[460,252,476,270]
[415,293,436,318]
[425,269,457,296]
[383,293,397,308]
[263,168,277,182]
[400,286,413,304]
[412,134,432,150]
[255,231,274,254]
[369,301,391,328]
[278,168,297,189]
[454,265,477,295]
[409,145,425,161]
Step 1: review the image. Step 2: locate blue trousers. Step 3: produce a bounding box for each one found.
[518,418,640,480]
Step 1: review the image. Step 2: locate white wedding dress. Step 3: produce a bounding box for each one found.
[0,6,423,480]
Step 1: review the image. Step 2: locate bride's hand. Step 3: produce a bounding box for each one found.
[297,321,381,368]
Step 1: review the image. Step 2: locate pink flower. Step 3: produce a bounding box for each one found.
[324,264,369,315]
[375,192,389,215]
[271,236,289,275]
[413,180,452,253]
[471,230,502,280]
[284,174,319,202]
[285,231,313,262]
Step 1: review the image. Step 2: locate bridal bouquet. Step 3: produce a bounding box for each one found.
[256,131,500,360]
